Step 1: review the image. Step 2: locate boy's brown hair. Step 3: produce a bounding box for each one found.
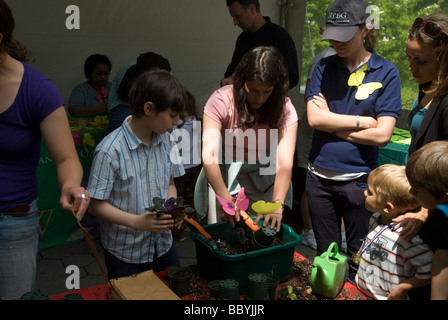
[406,141,448,201]
[368,164,420,211]
[129,70,186,118]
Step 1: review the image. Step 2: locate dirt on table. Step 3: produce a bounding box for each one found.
[188,232,365,300]
[288,256,364,300]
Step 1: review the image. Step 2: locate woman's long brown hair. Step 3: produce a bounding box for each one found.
[232,46,289,129]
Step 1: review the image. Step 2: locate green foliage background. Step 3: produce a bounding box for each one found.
[301,0,448,109]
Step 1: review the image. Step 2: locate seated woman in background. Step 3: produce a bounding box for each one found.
[67,54,112,117]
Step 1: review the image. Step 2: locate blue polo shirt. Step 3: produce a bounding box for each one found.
[305,50,402,173]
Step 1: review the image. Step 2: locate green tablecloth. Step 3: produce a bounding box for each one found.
[378,128,410,166]
[37,116,108,248]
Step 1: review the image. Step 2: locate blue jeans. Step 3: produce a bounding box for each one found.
[104,244,180,280]
[0,200,40,300]
[306,171,372,280]
[106,104,130,135]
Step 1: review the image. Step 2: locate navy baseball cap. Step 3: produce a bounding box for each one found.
[321,0,368,42]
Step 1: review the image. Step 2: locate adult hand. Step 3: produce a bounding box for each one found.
[253,208,283,232]
[393,207,428,241]
[61,187,90,221]
[218,203,238,228]
[311,93,330,112]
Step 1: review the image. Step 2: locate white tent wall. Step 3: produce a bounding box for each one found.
[8,0,305,117]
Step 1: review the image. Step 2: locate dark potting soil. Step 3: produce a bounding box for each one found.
[171,268,192,278]
[210,235,284,254]
[209,222,283,255]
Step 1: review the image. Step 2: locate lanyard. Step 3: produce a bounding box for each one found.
[356,222,397,257]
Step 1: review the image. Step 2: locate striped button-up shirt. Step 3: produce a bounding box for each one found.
[87,116,185,264]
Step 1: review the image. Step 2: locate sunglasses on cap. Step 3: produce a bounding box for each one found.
[412,17,447,43]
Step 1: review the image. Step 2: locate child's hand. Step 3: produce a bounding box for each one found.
[388,285,408,300]
[173,215,185,229]
[218,203,238,228]
[138,212,175,232]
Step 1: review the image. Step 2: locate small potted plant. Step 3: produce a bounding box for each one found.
[276,285,301,300]
[146,196,195,222]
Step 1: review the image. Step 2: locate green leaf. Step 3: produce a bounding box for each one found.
[153,197,164,205]
[154,202,165,211]
[287,286,297,300]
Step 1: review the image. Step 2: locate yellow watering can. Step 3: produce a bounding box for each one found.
[310,242,348,298]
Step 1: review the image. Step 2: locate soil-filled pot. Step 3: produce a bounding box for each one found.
[168,267,193,297]
[253,225,278,248]
[263,273,279,300]
[244,273,269,300]
[276,286,302,300]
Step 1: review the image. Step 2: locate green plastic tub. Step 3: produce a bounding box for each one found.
[190,221,301,293]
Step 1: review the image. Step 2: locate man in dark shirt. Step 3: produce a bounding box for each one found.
[221,0,299,89]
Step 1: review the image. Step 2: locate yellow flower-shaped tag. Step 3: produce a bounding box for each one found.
[348,64,382,100]
[251,200,282,215]
[91,115,109,128]
[82,133,95,152]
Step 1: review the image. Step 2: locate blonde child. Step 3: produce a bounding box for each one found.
[355,164,433,300]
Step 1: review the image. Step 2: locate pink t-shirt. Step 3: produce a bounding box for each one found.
[204,85,298,162]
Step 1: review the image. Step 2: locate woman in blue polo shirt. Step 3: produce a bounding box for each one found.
[305,0,401,282]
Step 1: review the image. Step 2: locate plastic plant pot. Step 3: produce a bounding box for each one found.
[63,293,84,300]
[168,267,193,297]
[220,279,240,300]
[263,273,279,300]
[253,225,278,248]
[190,221,302,293]
[276,285,302,300]
[208,279,222,299]
[244,273,269,300]
[20,292,50,300]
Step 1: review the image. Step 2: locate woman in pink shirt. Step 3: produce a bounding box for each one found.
[200,46,298,231]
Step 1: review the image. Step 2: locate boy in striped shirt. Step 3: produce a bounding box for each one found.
[87,70,187,280]
[355,164,433,300]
